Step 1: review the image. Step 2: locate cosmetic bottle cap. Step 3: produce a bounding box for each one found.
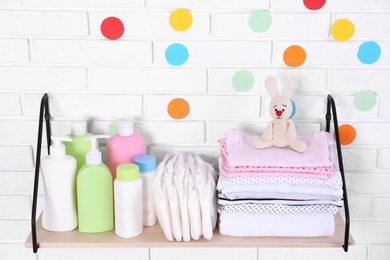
[118,120,134,136]
[117,164,140,182]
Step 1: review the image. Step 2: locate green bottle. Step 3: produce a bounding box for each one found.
[64,121,97,173]
[77,135,114,233]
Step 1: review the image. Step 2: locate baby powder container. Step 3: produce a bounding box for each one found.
[64,121,95,173]
[134,155,157,226]
[77,135,114,233]
[107,120,146,181]
[114,164,143,238]
[41,136,77,232]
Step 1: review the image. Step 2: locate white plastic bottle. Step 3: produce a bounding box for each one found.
[41,136,77,232]
[114,164,143,238]
[134,155,157,226]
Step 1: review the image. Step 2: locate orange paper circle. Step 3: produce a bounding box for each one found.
[168,98,190,119]
[283,45,306,67]
[336,124,356,145]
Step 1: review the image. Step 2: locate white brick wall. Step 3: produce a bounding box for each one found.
[0,94,22,116]
[0,0,389,259]
[32,40,153,65]
[88,67,207,93]
[154,40,272,66]
[89,12,211,38]
[150,248,258,260]
[215,13,330,38]
[209,68,328,93]
[0,66,87,91]
[0,10,88,36]
[0,39,29,63]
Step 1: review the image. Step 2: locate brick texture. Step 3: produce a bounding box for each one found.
[0,1,389,259]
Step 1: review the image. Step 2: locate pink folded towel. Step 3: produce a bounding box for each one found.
[219,130,334,178]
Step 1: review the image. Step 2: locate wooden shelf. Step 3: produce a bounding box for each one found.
[25,213,354,249]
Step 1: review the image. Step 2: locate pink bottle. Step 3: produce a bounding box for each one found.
[107,121,146,181]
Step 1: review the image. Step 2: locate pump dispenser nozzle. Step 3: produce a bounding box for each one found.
[86,135,110,165]
[50,136,72,158]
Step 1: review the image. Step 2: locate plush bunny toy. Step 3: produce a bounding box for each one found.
[254,76,307,153]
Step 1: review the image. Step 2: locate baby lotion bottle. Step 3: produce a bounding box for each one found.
[114,164,143,238]
[64,121,95,173]
[41,136,77,232]
[107,120,146,181]
[77,135,114,233]
[134,155,157,226]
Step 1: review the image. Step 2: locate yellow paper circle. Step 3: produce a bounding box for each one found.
[169,9,193,32]
[331,19,354,42]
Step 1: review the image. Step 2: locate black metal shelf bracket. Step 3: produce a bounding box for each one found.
[31,93,51,253]
[325,94,350,252]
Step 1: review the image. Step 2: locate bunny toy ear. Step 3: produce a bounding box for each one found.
[281,79,295,98]
[264,76,280,98]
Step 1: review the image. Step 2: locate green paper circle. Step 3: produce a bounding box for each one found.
[108,120,120,135]
[232,70,255,92]
[354,90,376,111]
[249,10,272,33]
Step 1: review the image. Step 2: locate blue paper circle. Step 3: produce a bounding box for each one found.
[289,99,296,119]
[165,43,189,66]
[357,41,381,64]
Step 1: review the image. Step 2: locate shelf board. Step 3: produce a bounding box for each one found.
[26,213,354,249]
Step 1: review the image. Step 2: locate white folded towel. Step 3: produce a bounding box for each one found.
[219,212,335,237]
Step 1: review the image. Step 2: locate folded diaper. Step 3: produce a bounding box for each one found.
[164,153,182,241]
[187,154,202,240]
[194,155,217,240]
[153,154,173,241]
[175,153,190,242]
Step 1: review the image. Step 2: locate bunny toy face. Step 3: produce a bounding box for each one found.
[269,96,293,120]
[265,76,295,120]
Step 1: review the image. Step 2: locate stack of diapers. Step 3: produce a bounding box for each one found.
[217,129,343,237]
[153,152,217,242]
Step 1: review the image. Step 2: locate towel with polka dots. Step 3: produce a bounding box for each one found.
[217,161,343,201]
[218,203,339,214]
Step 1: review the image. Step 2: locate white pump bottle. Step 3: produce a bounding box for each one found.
[41,136,78,232]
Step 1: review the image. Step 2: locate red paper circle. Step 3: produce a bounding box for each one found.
[303,0,326,10]
[101,17,124,40]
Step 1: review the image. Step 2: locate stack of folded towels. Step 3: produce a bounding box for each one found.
[217,129,343,237]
